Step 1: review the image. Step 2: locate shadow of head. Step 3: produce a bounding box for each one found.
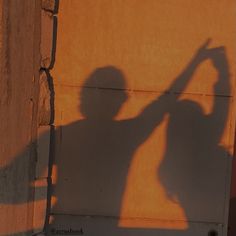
[80,66,128,120]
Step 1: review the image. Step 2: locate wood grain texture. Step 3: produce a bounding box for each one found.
[0,0,41,235]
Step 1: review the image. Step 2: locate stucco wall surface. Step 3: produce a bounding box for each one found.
[49,1,236,236]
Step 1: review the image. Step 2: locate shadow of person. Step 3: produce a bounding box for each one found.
[51,66,169,219]
[48,40,231,235]
[158,46,231,236]
[50,66,179,235]
[0,40,232,236]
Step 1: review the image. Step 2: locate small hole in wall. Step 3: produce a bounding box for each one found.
[208,230,218,236]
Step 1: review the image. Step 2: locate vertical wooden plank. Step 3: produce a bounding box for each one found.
[0,0,41,235]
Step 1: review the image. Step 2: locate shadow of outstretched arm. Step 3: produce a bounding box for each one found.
[0,133,52,204]
[132,39,213,143]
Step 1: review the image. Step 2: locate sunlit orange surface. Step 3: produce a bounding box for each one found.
[48,0,236,233]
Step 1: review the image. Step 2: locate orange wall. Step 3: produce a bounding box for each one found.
[51,1,236,235]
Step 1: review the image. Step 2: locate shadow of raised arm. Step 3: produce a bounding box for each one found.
[207,47,230,140]
[133,39,213,143]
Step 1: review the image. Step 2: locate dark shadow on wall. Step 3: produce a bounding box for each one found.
[47,41,231,236]
[159,46,231,225]
[0,41,232,236]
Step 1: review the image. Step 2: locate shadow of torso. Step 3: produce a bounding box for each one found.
[55,119,141,216]
[159,100,229,222]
